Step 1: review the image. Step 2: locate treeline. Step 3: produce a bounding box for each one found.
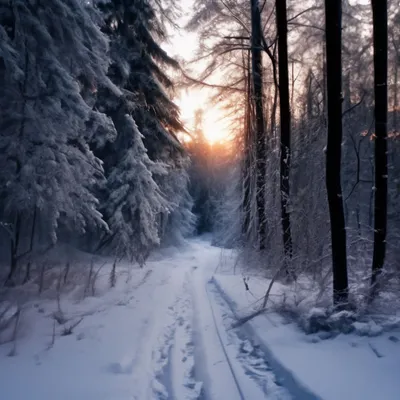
[188,0,399,308]
[0,0,194,286]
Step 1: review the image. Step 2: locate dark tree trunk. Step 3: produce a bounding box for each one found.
[242,49,252,237]
[393,62,398,134]
[270,71,279,206]
[276,0,293,271]
[250,0,267,250]
[307,69,313,121]
[5,42,28,287]
[370,0,388,290]
[324,0,349,306]
[392,34,398,134]
[23,207,37,284]
[322,40,327,127]
[5,214,22,287]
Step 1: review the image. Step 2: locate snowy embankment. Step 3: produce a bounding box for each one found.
[0,238,399,400]
[213,273,400,400]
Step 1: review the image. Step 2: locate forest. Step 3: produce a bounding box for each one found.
[187,0,399,310]
[0,0,399,398]
[0,0,196,281]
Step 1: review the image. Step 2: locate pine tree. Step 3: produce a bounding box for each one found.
[187,109,214,234]
[159,159,196,245]
[0,0,114,284]
[97,0,183,156]
[104,114,168,265]
[96,0,195,253]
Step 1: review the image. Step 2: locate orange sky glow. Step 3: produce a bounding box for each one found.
[175,89,232,145]
[163,4,233,145]
[166,0,372,144]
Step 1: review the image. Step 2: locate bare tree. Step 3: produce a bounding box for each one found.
[250,0,267,250]
[276,0,294,274]
[324,0,349,306]
[370,0,388,292]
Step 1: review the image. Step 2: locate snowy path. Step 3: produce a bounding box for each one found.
[0,238,292,400]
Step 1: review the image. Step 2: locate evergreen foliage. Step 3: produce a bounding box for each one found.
[0,0,194,282]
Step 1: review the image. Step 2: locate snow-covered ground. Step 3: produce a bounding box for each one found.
[1,238,399,399]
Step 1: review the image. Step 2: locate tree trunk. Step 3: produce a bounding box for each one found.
[242,49,252,237]
[324,0,349,306]
[5,214,22,287]
[392,34,398,134]
[24,207,37,284]
[6,41,28,287]
[370,0,388,290]
[276,0,293,273]
[322,40,327,127]
[393,63,398,133]
[250,0,267,250]
[307,69,313,121]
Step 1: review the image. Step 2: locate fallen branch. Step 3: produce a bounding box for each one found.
[262,266,282,308]
[232,266,283,328]
[61,317,84,336]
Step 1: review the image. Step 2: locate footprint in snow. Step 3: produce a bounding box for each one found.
[107,359,133,374]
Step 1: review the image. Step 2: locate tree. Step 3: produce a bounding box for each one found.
[324,0,349,305]
[159,158,196,245]
[103,114,168,265]
[96,0,194,254]
[250,0,267,250]
[98,0,184,159]
[0,0,113,284]
[187,109,214,233]
[276,0,294,273]
[370,0,388,291]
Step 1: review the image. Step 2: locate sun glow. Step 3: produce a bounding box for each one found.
[163,5,232,145]
[176,89,231,145]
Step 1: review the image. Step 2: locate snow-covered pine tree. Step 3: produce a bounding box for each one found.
[95,0,195,251]
[97,0,183,155]
[104,114,168,265]
[0,0,115,284]
[158,157,196,246]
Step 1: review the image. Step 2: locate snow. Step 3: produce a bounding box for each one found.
[213,274,400,400]
[1,238,400,399]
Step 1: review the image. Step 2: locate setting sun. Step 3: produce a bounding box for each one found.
[176,89,231,144]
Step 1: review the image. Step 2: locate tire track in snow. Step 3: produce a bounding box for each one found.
[205,283,247,400]
[206,280,291,400]
[209,277,321,400]
[190,259,248,400]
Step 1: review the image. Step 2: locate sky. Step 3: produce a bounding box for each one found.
[165,0,372,144]
[163,0,232,144]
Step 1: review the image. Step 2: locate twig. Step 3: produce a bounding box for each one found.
[8,308,21,357]
[262,266,282,308]
[342,92,366,118]
[368,342,383,358]
[63,262,71,285]
[61,317,84,336]
[232,266,283,328]
[91,262,107,296]
[47,319,56,350]
[287,6,320,23]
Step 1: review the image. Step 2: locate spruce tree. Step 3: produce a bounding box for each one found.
[104,114,168,264]
[0,0,114,283]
